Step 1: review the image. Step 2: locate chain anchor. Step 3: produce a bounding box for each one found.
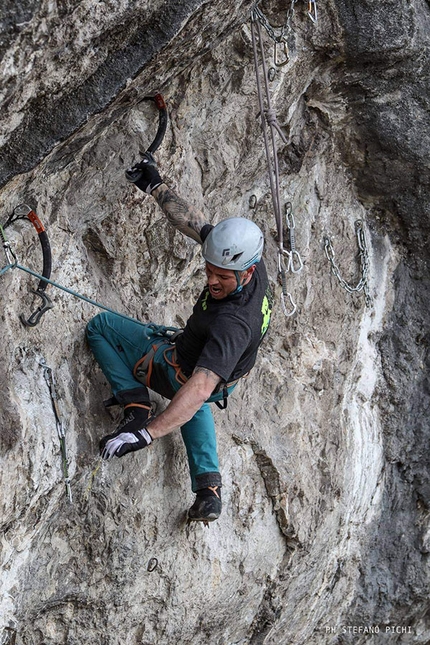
[324,220,371,307]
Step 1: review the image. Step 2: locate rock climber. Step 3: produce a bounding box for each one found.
[86,153,273,523]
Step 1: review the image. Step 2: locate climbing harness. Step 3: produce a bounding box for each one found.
[323,220,371,307]
[2,204,54,326]
[251,10,297,316]
[0,227,155,328]
[39,358,73,503]
[132,325,241,410]
[133,326,184,388]
[125,92,168,182]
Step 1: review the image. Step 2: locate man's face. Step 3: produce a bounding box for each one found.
[205,262,253,300]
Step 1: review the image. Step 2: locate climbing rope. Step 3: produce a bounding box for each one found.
[1,95,169,328]
[323,220,371,307]
[0,224,150,328]
[251,10,300,316]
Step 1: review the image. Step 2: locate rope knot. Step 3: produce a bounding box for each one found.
[264,108,277,126]
[264,109,288,143]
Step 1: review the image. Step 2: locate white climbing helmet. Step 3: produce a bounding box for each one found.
[202,218,264,271]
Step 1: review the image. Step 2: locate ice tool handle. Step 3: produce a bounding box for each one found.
[125,93,168,182]
[3,204,54,327]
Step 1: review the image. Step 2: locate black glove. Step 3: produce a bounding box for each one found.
[99,426,153,459]
[125,152,163,194]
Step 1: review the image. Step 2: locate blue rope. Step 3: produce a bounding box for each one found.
[1,261,147,327]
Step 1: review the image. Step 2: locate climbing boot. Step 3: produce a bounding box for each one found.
[188,486,222,523]
[99,403,153,459]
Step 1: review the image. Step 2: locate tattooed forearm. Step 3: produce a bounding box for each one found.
[152,184,206,243]
[192,366,222,388]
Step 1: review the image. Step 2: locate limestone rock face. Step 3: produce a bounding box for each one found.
[0,1,429,643]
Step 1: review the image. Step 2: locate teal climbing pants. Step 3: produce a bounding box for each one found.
[86,312,235,492]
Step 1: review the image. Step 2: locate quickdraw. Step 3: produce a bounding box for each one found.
[39,357,73,503]
[2,204,54,326]
[125,92,168,182]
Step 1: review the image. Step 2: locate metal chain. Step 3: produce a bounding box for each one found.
[253,0,298,66]
[324,220,371,307]
[253,0,298,43]
[253,0,317,41]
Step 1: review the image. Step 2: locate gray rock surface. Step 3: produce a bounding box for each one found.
[0,0,429,643]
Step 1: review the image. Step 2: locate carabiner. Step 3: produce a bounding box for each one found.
[20,289,54,327]
[281,291,297,317]
[278,250,297,317]
[287,250,304,274]
[285,202,294,229]
[2,241,17,269]
[285,202,303,273]
[274,40,290,67]
[307,0,318,23]
[0,223,17,269]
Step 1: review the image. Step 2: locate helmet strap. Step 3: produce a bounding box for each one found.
[230,270,244,295]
